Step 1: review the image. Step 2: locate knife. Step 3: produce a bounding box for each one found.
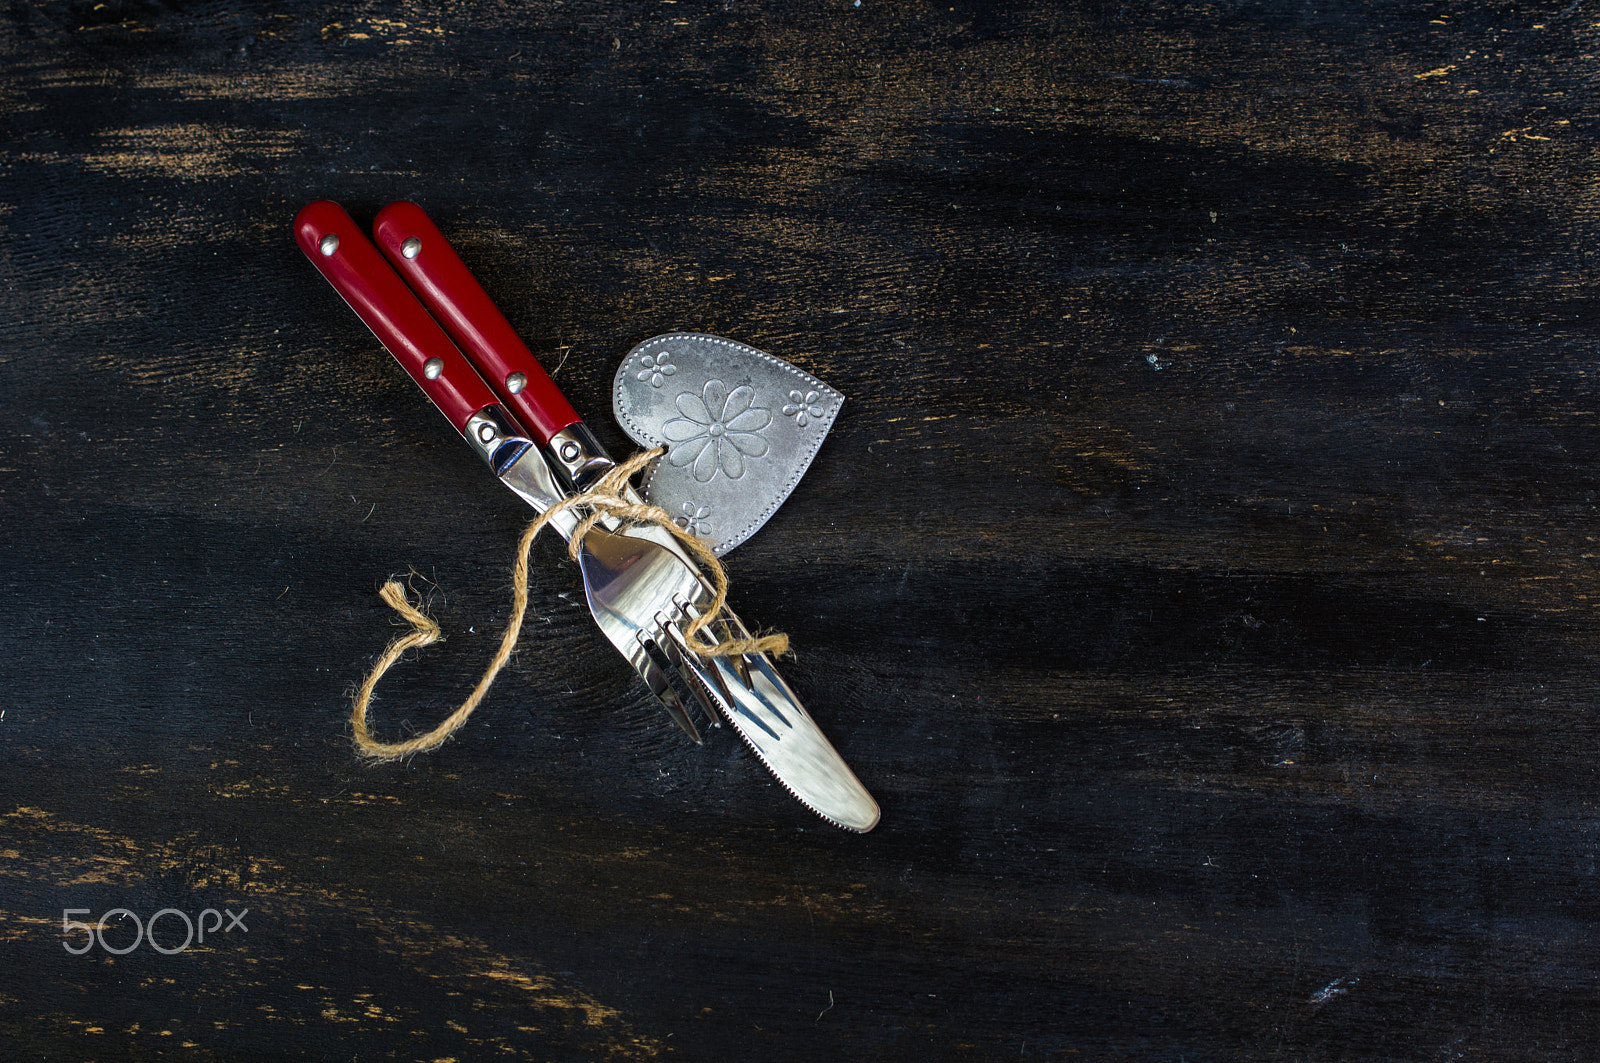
[295,200,880,831]
[367,201,879,833]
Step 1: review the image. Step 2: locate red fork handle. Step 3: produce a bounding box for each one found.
[372,201,581,446]
[294,201,498,435]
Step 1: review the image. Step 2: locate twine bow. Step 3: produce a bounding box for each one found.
[349,447,788,762]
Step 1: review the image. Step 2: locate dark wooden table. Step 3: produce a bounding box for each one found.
[4,2,1598,1059]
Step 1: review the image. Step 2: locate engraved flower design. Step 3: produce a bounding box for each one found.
[635,352,677,388]
[782,389,826,428]
[662,379,772,482]
[674,502,713,538]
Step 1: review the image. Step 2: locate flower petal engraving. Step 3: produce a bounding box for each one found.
[668,436,710,468]
[676,390,713,425]
[722,384,755,420]
[701,379,728,421]
[692,438,722,482]
[724,406,772,433]
[662,417,707,442]
[726,431,768,458]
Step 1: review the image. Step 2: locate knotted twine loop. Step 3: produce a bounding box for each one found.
[349,446,789,762]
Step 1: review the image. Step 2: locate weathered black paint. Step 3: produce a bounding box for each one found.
[3,2,1598,1059]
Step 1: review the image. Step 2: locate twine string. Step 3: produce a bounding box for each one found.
[349,447,788,762]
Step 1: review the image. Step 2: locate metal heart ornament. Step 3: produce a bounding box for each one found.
[613,332,842,556]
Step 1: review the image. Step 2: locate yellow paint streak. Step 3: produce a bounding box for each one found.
[0,911,58,942]
[321,14,446,43]
[67,124,308,181]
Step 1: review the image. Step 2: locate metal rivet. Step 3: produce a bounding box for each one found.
[318,233,339,256]
[422,357,444,380]
[559,441,581,463]
[401,237,422,260]
[505,372,527,394]
[477,422,497,443]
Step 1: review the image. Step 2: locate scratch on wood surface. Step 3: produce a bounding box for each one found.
[1309,975,1359,1006]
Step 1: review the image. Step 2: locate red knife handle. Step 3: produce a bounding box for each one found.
[294,201,498,435]
[372,201,581,446]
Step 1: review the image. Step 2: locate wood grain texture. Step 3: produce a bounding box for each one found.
[3,1,1599,1059]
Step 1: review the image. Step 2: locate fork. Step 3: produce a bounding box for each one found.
[293,201,710,742]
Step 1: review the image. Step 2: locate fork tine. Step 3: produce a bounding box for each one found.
[719,617,754,688]
[652,609,725,728]
[637,634,704,743]
[661,611,741,710]
[674,597,754,688]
